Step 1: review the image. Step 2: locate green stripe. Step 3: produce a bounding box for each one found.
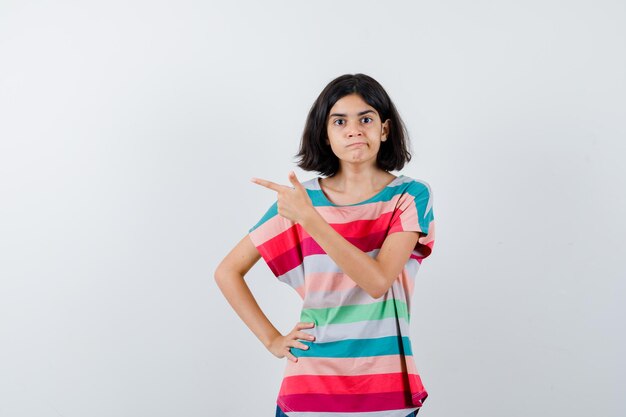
[300,299,410,326]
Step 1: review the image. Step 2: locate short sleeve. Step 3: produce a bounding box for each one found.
[248,201,304,278]
[388,180,435,259]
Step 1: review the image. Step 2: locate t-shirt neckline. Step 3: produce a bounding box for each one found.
[315,175,403,207]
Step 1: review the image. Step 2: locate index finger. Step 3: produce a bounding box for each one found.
[250,177,287,192]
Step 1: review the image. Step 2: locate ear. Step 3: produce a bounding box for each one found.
[381,119,391,141]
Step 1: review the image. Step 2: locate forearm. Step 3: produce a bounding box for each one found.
[300,208,386,298]
[214,272,281,348]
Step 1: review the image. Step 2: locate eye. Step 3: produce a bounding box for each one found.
[332,119,345,126]
[362,117,373,123]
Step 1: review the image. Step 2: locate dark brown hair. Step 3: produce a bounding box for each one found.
[295,73,412,176]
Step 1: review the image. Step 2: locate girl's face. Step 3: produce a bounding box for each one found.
[326,93,390,169]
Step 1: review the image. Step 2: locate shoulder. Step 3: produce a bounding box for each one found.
[395,175,432,196]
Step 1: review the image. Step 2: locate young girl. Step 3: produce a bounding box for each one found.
[214,73,435,417]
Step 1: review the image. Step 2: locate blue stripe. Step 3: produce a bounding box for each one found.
[307,181,425,208]
[248,201,278,233]
[249,178,432,233]
[291,335,413,358]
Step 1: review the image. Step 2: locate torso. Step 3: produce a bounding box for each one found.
[248,174,434,415]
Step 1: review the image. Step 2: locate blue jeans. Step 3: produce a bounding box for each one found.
[275,405,420,416]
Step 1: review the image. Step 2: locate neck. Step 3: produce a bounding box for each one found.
[327,165,394,192]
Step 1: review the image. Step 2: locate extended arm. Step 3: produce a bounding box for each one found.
[250,172,420,299]
[300,209,419,299]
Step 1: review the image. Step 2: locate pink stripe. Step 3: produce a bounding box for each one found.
[283,354,418,377]
[263,244,302,277]
[259,225,300,259]
[301,268,416,295]
[302,271,357,292]
[300,211,392,243]
[255,216,400,275]
[313,196,402,223]
[301,229,389,257]
[254,198,427,266]
[252,196,401,246]
[278,388,427,413]
[399,268,415,298]
[250,213,291,244]
[419,220,435,245]
[413,220,435,259]
[280,372,415,396]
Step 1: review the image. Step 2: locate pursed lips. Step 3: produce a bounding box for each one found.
[347,142,366,147]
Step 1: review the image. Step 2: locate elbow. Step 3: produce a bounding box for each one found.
[214,261,246,286]
[368,275,393,299]
[214,261,229,284]
[214,264,234,293]
[369,290,385,300]
[370,288,389,300]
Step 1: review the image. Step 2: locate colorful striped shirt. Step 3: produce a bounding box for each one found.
[248,174,435,417]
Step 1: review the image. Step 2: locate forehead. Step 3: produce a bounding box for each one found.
[328,94,377,116]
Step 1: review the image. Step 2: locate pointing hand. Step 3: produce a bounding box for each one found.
[251,171,315,224]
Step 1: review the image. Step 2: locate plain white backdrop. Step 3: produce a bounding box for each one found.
[1,1,624,416]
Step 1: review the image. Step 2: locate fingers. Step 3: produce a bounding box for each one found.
[284,340,307,363]
[285,347,298,362]
[288,339,311,351]
[288,171,303,190]
[250,177,285,192]
[294,322,316,342]
[290,322,315,345]
[297,331,315,341]
[283,322,315,362]
[252,172,304,192]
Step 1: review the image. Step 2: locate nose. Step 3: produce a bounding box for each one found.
[346,119,363,137]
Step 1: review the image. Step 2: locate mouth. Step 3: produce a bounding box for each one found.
[347,142,366,147]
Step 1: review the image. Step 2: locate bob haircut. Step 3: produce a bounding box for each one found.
[295,73,412,177]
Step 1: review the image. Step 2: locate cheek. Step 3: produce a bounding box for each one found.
[326,127,334,143]
[326,129,340,145]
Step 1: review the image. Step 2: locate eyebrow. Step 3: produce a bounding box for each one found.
[329,109,376,118]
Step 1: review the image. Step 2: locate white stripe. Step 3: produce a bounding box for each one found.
[297,315,411,343]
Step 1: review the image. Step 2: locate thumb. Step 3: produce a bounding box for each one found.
[288,171,303,189]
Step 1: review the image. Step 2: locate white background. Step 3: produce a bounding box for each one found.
[1,1,624,416]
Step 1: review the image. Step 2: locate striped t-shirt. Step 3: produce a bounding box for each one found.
[248,174,435,417]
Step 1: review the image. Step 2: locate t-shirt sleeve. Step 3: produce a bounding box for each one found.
[248,201,303,278]
[387,180,435,259]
